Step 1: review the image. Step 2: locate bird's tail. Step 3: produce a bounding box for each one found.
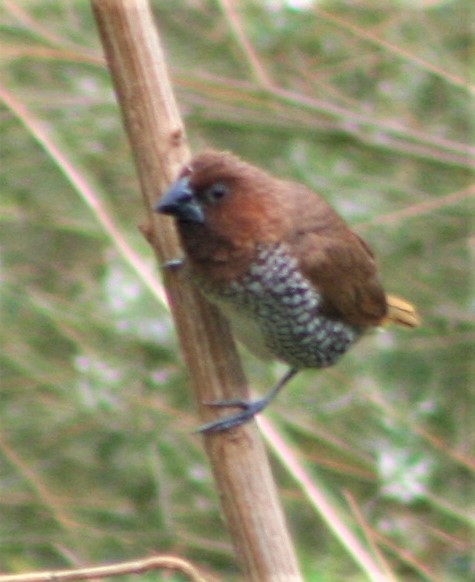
[384,295,421,328]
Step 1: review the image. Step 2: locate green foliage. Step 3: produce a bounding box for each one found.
[0,1,472,580]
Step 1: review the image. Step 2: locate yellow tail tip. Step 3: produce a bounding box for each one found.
[383,295,421,328]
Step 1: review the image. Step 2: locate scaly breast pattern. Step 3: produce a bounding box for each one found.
[200,243,363,369]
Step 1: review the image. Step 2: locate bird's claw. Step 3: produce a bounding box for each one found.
[163,258,184,270]
[202,398,251,411]
[197,398,268,433]
[196,368,299,434]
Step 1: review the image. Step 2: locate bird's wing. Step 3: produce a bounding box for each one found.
[295,230,388,326]
[285,186,388,327]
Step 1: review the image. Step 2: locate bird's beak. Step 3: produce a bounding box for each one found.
[155,177,205,224]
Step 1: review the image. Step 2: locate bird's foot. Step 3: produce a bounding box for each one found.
[197,397,268,433]
[196,368,299,434]
[163,258,184,270]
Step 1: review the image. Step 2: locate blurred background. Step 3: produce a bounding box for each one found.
[0,1,473,580]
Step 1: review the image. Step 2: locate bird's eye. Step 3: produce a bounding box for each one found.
[205,182,229,204]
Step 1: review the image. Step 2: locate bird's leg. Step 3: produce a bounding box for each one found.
[197,368,299,433]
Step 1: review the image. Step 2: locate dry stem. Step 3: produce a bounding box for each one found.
[90,1,302,580]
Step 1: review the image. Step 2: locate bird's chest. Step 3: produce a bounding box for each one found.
[195,244,362,369]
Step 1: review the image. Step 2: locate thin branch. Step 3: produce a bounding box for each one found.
[368,185,475,226]
[0,432,74,534]
[343,490,396,582]
[259,417,394,582]
[0,556,209,582]
[174,72,475,169]
[0,85,168,307]
[316,8,474,95]
[218,0,273,89]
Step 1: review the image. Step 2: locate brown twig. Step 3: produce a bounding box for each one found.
[90,0,302,580]
[367,185,475,226]
[0,556,209,582]
[218,0,273,89]
[316,8,473,95]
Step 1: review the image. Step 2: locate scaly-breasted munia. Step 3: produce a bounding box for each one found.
[156,150,420,432]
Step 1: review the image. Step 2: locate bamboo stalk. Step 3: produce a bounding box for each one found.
[91,1,302,579]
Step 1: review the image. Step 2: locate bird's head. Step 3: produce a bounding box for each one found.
[156,151,292,266]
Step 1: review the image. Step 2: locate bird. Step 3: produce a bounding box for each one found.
[156,150,420,433]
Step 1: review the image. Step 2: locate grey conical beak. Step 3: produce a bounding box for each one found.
[155,177,205,224]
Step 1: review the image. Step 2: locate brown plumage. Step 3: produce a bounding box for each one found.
[157,150,420,432]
